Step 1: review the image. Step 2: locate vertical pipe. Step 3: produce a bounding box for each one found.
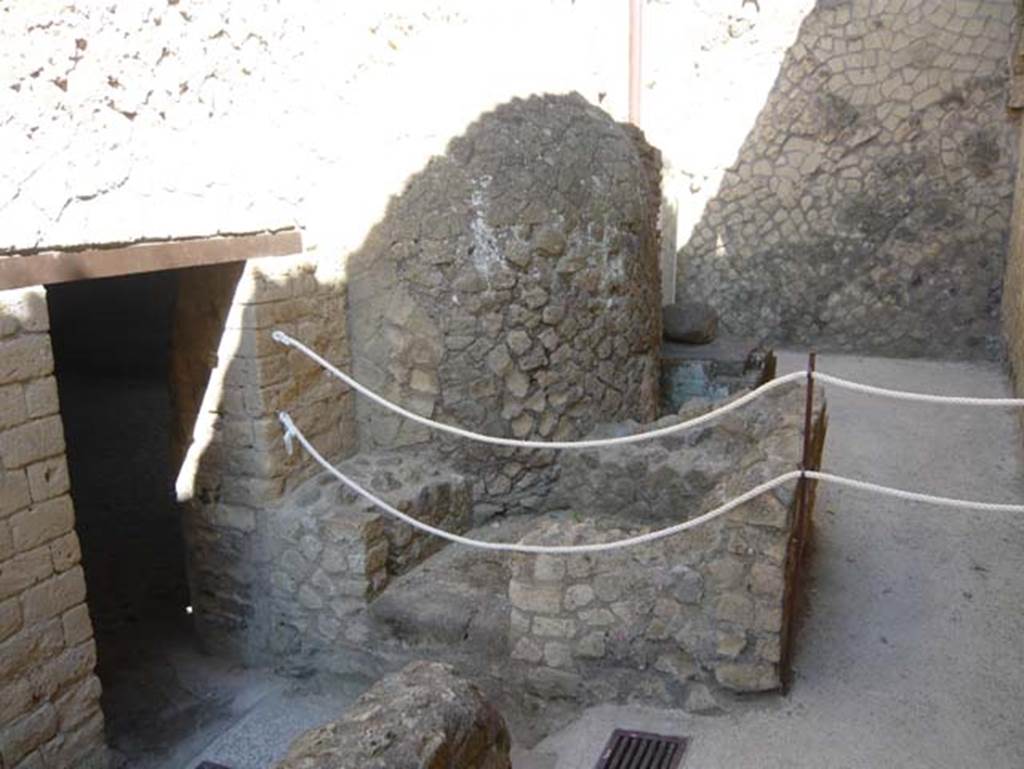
[629,0,642,125]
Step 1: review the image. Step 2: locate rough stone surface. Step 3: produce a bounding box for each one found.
[0,287,106,769]
[346,93,662,516]
[506,380,826,701]
[170,256,356,659]
[662,302,718,344]
[272,660,511,769]
[266,452,472,661]
[677,0,1018,359]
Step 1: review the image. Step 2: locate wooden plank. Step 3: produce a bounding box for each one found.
[0,229,303,290]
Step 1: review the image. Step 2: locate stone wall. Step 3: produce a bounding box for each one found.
[347,94,662,517]
[266,452,472,661]
[0,287,105,769]
[4,1,1018,357]
[169,255,356,659]
[678,0,1019,359]
[509,381,825,702]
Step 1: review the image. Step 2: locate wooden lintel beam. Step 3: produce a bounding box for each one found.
[0,229,303,290]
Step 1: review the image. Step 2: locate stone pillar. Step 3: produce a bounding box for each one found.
[0,286,106,769]
[171,254,357,660]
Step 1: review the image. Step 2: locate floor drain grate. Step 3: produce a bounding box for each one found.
[593,728,689,769]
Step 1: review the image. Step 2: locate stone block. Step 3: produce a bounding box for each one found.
[273,661,510,769]
[0,545,54,601]
[0,595,22,642]
[0,619,63,680]
[509,581,561,614]
[0,336,54,386]
[23,378,59,419]
[54,675,102,731]
[0,383,27,430]
[511,637,544,663]
[575,630,607,659]
[714,661,780,692]
[26,457,70,503]
[716,593,755,626]
[532,616,576,638]
[10,495,74,551]
[0,416,65,470]
[20,567,87,624]
[61,604,93,647]
[0,468,31,517]
[0,518,11,561]
[49,532,81,573]
[0,675,33,725]
[543,641,573,669]
[26,640,98,702]
[2,704,58,767]
[564,584,594,610]
[37,709,106,769]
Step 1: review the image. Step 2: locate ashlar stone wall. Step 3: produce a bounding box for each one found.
[0,287,105,769]
[170,255,357,660]
[678,0,1019,358]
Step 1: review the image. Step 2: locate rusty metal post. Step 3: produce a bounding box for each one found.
[782,351,816,691]
[800,351,817,487]
[797,352,817,540]
[628,0,642,125]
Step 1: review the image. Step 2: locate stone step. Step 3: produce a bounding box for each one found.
[367,514,549,653]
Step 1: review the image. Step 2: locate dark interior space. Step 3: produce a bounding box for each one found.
[47,269,207,763]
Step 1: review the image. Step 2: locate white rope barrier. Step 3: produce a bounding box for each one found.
[278,413,1024,554]
[812,372,1024,407]
[272,331,1024,456]
[273,330,807,449]
[279,410,802,553]
[804,471,1024,513]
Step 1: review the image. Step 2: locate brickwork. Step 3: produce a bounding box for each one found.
[0,287,105,769]
[170,255,356,659]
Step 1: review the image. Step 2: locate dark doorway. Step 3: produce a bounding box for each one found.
[47,269,197,763]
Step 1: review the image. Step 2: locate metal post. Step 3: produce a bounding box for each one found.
[783,350,816,691]
[629,0,642,125]
[800,351,817,481]
[797,351,817,550]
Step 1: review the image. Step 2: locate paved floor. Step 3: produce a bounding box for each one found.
[515,352,1024,769]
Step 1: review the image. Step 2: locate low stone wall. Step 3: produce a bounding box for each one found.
[0,287,105,769]
[266,450,472,659]
[512,381,825,701]
[273,660,511,769]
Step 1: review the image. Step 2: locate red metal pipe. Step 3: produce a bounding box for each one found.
[629,0,642,125]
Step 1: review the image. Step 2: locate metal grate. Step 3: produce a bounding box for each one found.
[594,729,688,769]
